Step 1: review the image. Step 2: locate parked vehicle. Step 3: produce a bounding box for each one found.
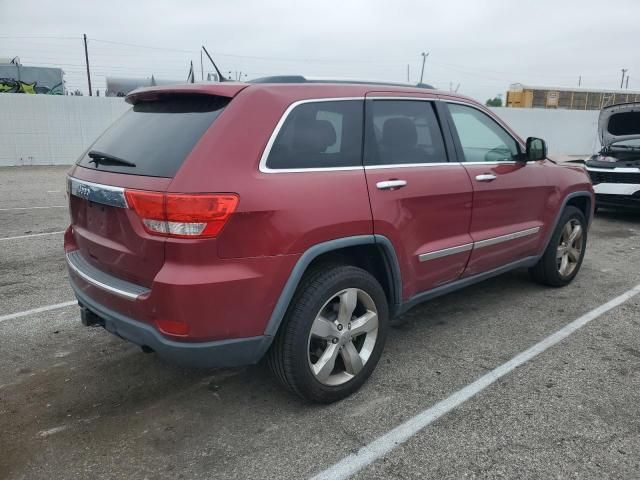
[64,80,594,403]
[585,102,640,210]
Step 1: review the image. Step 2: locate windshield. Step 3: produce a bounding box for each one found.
[77,94,229,177]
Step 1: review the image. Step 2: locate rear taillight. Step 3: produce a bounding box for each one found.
[124,190,239,238]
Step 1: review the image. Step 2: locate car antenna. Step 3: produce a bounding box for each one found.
[201,46,228,82]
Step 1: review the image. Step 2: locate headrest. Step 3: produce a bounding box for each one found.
[293,118,337,153]
[382,117,417,149]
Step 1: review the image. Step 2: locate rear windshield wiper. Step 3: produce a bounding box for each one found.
[88,150,137,167]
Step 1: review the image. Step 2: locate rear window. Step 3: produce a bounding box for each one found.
[77,94,229,177]
[265,100,363,170]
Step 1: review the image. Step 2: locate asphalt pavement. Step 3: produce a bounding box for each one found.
[0,166,638,479]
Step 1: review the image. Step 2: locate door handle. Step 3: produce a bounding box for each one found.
[475,174,497,182]
[376,180,407,190]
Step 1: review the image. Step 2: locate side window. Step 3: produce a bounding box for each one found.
[365,100,447,165]
[447,103,520,163]
[265,100,363,169]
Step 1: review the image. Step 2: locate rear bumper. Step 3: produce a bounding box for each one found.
[71,283,272,368]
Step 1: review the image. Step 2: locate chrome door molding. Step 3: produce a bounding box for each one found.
[473,227,540,249]
[418,243,473,262]
[417,227,540,262]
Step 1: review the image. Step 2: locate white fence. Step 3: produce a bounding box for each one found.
[0,95,602,167]
[0,95,130,166]
[490,107,600,159]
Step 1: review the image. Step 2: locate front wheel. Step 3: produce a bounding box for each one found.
[529,206,587,287]
[268,265,388,403]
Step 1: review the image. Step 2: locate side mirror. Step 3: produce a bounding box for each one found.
[526,137,547,161]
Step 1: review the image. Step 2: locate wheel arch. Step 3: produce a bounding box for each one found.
[540,191,593,255]
[566,193,592,224]
[262,235,402,340]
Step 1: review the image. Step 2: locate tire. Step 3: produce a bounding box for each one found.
[267,264,388,403]
[529,206,587,287]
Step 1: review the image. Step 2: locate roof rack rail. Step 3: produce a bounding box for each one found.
[248,75,434,89]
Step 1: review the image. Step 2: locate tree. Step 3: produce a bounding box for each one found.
[485,96,503,107]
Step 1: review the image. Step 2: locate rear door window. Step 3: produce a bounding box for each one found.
[265,100,363,169]
[364,100,447,165]
[77,95,229,177]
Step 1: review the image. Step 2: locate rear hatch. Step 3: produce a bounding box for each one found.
[68,88,238,287]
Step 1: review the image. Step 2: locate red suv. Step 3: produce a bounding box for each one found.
[65,80,594,403]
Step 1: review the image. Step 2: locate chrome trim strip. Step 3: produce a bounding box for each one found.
[258,97,365,174]
[68,176,128,208]
[66,252,148,301]
[474,227,540,249]
[365,162,454,169]
[462,161,518,165]
[366,96,438,101]
[260,166,363,173]
[418,243,473,262]
[257,96,525,174]
[417,227,541,262]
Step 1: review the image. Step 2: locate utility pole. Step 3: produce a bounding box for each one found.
[200,50,204,81]
[620,68,627,89]
[578,75,581,87]
[626,76,630,89]
[83,34,92,96]
[406,64,410,82]
[419,52,429,84]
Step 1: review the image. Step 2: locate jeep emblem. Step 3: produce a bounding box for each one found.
[77,184,91,199]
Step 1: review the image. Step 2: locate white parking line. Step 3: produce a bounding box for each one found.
[0,205,66,211]
[0,231,65,241]
[0,300,77,324]
[311,284,640,480]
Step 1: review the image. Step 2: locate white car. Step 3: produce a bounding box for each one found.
[586,102,640,210]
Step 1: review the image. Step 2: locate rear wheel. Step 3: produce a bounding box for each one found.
[529,206,587,287]
[268,265,388,403]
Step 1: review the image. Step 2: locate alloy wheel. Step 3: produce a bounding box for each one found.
[556,219,584,277]
[307,288,379,386]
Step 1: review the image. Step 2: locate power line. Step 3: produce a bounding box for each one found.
[0,35,79,40]
[90,38,199,54]
[90,37,415,64]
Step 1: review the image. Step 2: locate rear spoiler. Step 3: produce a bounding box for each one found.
[126,83,249,104]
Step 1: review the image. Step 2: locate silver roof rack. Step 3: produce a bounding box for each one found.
[248,75,434,89]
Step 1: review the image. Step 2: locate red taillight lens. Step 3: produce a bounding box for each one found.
[125,190,164,219]
[125,190,239,238]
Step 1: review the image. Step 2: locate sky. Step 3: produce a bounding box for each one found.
[1,0,639,102]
